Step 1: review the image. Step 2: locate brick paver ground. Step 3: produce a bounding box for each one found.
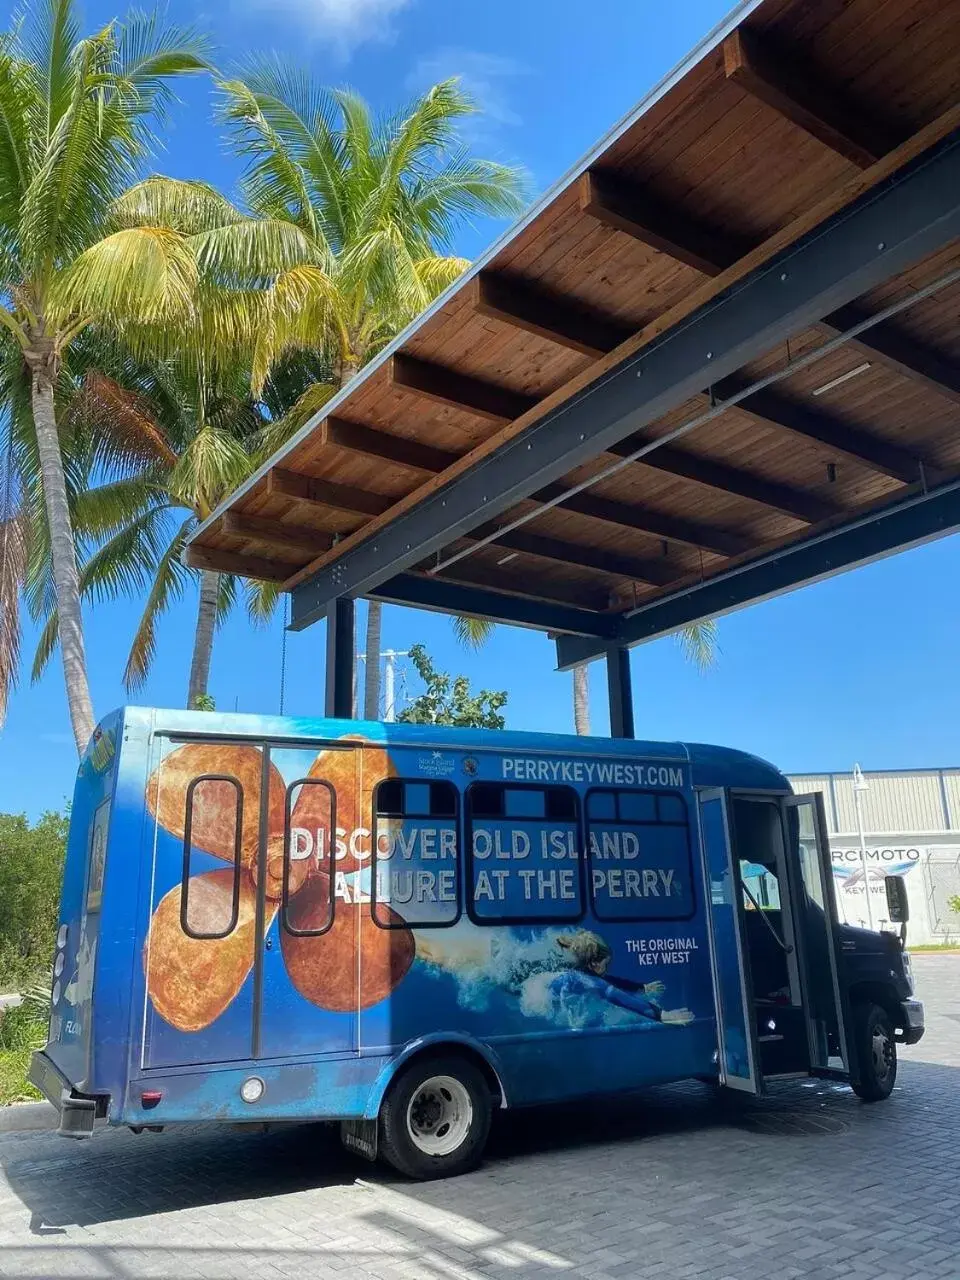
[0,955,957,1279]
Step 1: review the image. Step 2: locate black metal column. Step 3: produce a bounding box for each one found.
[325,597,355,719]
[606,647,635,739]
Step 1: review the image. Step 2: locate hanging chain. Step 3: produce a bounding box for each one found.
[279,592,290,716]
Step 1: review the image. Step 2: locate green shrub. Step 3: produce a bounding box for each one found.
[0,811,67,992]
[0,986,49,1106]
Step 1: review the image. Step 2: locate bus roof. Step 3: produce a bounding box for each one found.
[111,706,791,795]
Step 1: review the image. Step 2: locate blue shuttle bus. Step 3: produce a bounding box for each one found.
[31,708,923,1179]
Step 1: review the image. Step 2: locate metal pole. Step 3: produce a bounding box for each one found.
[325,598,356,719]
[382,650,409,723]
[852,764,874,931]
[606,647,635,739]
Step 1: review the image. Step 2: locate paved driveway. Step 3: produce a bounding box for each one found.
[0,956,957,1280]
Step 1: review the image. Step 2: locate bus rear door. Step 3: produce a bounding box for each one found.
[697,789,760,1093]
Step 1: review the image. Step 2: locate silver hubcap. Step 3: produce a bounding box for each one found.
[871,1024,894,1081]
[406,1075,473,1157]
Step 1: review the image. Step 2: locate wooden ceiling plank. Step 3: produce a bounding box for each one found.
[222,512,334,557]
[723,382,929,484]
[325,416,460,473]
[472,272,632,358]
[624,441,843,523]
[389,353,537,424]
[268,468,394,517]
[822,305,960,407]
[185,544,292,582]
[534,481,753,556]
[722,27,903,169]
[577,169,747,276]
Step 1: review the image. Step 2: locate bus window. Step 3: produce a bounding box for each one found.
[467,783,582,924]
[282,778,335,937]
[181,776,242,939]
[586,790,695,922]
[373,780,459,928]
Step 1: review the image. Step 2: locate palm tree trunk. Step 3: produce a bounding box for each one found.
[363,600,382,720]
[30,365,95,755]
[187,569,219,708]
[573,663,591,736]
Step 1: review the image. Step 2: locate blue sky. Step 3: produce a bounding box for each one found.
[3,0,959,818]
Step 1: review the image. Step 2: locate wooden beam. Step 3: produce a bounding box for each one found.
[222,512,334,557]
[472,523,680,587]
[821,306,960,408]
[269,468,393,518]
[389,353,536,424]
[721,382,929,485]
[472,272,632,358]
[722,27,902,169]
[614,440,843,524]
[325,417,459,473]
[578,170,747,276]
[185,544,292,583]
[534,483,752,557]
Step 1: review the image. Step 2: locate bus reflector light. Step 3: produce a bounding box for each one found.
[240,1076,265,1104]
[141,1091,162,1108]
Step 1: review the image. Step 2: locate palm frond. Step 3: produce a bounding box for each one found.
[413,254,469,300]
[51,224,198,328]
[676,620,719,672]
[245,576,279,626]
[71,471,170,538]
[166,425,252,515]
[0,509,28,727]
[74,370,178,470]
[123,515,193,691]
[253,378,338,460]
[112,175,245,233]
[451,614,494,650]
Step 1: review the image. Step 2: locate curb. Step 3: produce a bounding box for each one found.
[0,1101,57,1133]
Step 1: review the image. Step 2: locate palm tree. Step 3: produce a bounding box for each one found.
[0,1,211,752]
[571,621,720,736]
[217,67,526,720]
[32,349,278,706]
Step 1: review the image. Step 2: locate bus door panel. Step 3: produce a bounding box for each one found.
[142,736,272,1069]
[782,794,854,1081]
[258,744,359,1059]
[696,788,760,1093]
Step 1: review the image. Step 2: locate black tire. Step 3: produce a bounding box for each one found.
[379,1055,492,1180]
[851,1002,897,1101]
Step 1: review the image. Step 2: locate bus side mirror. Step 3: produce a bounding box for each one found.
[885,875,909,924]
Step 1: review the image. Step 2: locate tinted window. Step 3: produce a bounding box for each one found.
[467,784,583,923]
[586,790,694,922]
[181,775,242,939]
[372,780,460,928]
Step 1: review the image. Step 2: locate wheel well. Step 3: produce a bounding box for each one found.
[848,982,901,1029]
[393,1043,505,1108]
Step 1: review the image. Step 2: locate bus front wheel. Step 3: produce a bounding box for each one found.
[379,1055,492,1180]
[851,1002,897,1102]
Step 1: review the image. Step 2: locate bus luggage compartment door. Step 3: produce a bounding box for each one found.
[783,794,853,1083]
[697,789,760,1093]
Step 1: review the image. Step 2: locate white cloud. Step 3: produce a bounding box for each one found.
[240,0,415,54]
[407,49,529,141]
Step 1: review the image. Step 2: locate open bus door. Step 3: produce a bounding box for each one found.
[696,789,760,1094]
[782,794,855,1084]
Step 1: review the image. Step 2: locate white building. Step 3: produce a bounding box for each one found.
[787,769,960,945]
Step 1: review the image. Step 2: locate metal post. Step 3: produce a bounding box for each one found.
[606,647,635,739]
[325,598,355,719]
[852,763,874,931]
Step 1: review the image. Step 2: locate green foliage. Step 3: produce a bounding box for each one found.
[0,811,66,991]
[0,984,49,1104]
[398,643,507,729]
[948,894,960,917]
[192,692,216,711]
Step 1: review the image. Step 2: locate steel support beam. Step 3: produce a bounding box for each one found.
[606,647,635,738]
[556,480,960,669]
[349,572,620,639]
[288,132,960,631]
[324,598,355,718]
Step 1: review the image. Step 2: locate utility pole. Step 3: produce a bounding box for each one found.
[357,648,409,721]
[852,763,875,931]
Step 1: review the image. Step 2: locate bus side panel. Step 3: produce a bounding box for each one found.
[45,709,125,1092]
[364,740,719,1106]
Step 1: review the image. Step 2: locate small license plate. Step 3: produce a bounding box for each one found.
[340,1118,378,1162]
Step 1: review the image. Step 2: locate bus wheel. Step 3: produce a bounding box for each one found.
[379,1056,491,1180]
[851,1002,897,1102]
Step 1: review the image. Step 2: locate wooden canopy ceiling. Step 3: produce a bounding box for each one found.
[186,0,960,665]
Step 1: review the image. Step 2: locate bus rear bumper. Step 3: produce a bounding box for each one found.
[898,998,925,1045]
[29,1051,97,1138]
